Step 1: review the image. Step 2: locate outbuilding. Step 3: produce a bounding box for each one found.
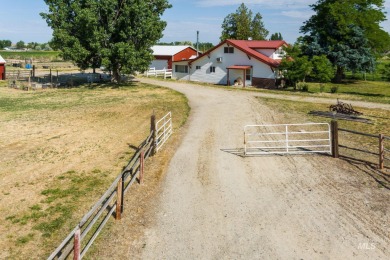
[0,55,6,80]
[151,45,198,70]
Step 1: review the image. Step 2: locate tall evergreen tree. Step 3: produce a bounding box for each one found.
[220,3,268,41]
[41,0,171,82]
[300,0,390,82]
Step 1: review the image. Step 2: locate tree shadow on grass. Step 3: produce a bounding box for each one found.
[341,92,386,98]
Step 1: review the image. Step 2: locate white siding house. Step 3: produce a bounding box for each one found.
[173,40,288,88]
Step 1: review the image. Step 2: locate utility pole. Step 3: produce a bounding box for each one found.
[196,31,199,57]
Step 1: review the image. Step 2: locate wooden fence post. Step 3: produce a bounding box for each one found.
[331,120,339,158]
[139,149,145,184]
[116,177,123,220]
[73,227,81,260]
[151,114,157,156]
[379,134,384,170]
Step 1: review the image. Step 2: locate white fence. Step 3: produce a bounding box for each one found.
[145,67,172,79]
[155,112,173,152]
[244,123,331,155]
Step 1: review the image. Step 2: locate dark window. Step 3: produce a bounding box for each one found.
[196,66,201,70]
[210,66,216,73]
[175,65,188,73]
[224,47,234,53]
[246,69,251,80]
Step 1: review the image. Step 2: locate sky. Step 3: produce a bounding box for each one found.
[0,0,389,45]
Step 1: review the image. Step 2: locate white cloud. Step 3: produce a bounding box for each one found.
[281,10,314,19]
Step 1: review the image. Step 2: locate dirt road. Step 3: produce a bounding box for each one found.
[130,78,389,259]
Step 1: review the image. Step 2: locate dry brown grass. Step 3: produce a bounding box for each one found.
[0,82,189,259]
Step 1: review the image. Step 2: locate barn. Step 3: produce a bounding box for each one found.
[151,45,198,70]
[0,55,6,80]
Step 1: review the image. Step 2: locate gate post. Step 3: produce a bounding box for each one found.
[331,120,339,158]
[379,134,384,170]
[116,177,123,220]
[73,227,81,260]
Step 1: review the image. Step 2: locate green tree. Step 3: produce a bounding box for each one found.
[0,40,12,49]
[301,0,390,82]
[270,32,283,40]
[41,0,171,82]
[310,55,334,83]
[279,45,312,89]
[27,42,39,50]
[220,3,268,41]
[197,42,214,53]
[16,40,25,49]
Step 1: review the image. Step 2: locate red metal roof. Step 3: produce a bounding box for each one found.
[189,39,288,68]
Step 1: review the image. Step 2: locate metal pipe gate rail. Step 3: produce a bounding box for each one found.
[244,123,331,156]
[155,111,172,152]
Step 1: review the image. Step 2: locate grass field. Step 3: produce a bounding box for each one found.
[0,82,189,259]
[0,51,61,62]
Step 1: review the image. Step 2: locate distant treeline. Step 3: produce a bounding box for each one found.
[0,39,53,51]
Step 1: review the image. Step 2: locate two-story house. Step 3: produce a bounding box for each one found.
[173,39,288,88]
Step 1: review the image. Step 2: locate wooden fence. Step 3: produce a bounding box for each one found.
[48,112,171,259]
[330,120,389,171]
[145,67,172,79]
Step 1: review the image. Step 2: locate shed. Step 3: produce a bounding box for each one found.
[0,55,6,80]
[151,45,198,70]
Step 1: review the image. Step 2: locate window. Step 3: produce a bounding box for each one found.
[275,47,284,55]
[175,65,188,73]
[196,66,201,70]
[210,66,216,73]
[246,69,251,80]
[224,47,234,53]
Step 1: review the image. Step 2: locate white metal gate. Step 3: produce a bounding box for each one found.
[155,112,172,152]
[244,123,331,156]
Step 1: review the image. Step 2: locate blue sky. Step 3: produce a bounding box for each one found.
[0,0,389,45]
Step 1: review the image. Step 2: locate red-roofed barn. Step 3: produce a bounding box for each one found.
[151,45,198,70]
[173,39,288,88]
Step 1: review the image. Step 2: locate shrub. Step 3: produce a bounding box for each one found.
[330,85,339,93]
[297,82,309,92]
[319,83,325,93]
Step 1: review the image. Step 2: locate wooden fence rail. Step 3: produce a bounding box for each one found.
[48,113,171,259]
[331,120,389,170]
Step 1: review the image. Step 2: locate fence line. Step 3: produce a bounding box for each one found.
[330,120,389,170]
[145,67,172,79]
[48,113,172,259]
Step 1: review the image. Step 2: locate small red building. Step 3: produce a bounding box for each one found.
[0,55,6,80]
[151,46,198,70]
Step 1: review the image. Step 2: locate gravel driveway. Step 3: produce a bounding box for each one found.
[131,78,389,259]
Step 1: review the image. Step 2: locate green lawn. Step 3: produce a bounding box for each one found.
[0,51,61,61]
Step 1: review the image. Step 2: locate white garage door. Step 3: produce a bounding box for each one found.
[150,59,169,70]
